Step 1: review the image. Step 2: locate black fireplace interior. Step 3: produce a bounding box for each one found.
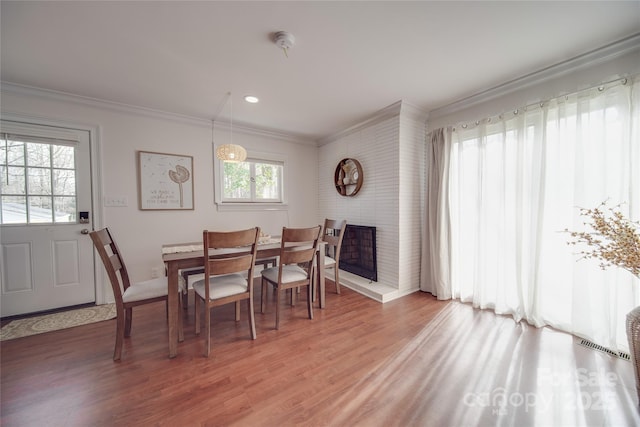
[339,225,377,282]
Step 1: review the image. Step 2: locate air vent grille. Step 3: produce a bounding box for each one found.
[579,339,630,360]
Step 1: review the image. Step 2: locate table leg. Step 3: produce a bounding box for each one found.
[167,262,179,358]
[317,249,325,309]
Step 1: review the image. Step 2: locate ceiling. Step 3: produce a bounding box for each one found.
[2,1,639,142]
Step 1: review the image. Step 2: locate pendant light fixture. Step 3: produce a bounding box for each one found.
[215,92,247,162]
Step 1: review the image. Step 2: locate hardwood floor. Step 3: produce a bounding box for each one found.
[1,283,639,426]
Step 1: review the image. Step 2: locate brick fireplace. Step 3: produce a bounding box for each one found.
[339,225,377,282]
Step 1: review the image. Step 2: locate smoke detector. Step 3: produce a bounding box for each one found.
[273,31,295,57]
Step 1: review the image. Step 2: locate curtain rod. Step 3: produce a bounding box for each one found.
[450,75,633,132]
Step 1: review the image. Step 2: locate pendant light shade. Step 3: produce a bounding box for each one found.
[216,144,247,162]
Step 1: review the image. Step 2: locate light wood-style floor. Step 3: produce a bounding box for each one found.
[1,282,639,426]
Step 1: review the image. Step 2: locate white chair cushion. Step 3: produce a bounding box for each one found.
[122,277,169,303]
[324,256,336,267]
[192,273,248,301]
[261,265,308,284]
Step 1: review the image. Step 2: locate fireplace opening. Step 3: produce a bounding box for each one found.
[339,225,377,282]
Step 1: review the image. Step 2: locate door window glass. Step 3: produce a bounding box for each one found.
[1,135,77,224]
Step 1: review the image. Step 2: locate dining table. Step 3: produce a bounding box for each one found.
[161,237,326,358]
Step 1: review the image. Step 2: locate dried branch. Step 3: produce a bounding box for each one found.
[565,201,640,278]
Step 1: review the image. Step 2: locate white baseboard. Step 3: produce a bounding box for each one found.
[335,269,419,303]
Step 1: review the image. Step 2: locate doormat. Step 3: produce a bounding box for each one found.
[0,304,116,341]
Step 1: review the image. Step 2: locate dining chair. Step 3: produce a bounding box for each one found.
[261,225,322,330]
[322,218,347,295]
[90,227,184,361]
[192,227,260,357]
[180,240,274,309]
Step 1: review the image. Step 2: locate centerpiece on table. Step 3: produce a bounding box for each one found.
[565,200,640,403]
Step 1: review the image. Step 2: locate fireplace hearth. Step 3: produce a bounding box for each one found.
[339,225,377,282]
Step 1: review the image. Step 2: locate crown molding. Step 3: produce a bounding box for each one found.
[400,101,429,123]
[318,100,404,146]
[0,81,315,146]
[429,33,640,119]
[1,81,210,127]
[317,100,428,146]
[212,119,315,145]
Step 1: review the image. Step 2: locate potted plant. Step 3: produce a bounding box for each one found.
[565,201,640,403]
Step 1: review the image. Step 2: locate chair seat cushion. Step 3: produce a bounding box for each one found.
[324,256,336,267]
[261,264,308,284]
[122,277,168,303]
[192,273,249,301]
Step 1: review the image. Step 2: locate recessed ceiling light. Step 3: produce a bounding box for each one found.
[244,95,259,104]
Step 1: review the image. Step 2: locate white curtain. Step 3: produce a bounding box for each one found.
[425,77,640,351]
[421,128,453,299]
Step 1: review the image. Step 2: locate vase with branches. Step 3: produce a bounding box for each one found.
[565,200,640,404]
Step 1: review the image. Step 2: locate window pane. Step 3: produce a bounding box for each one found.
[28,167,51,195]
[27,142,50,167]
[1,166,26,195]
[255,163,281,200]
[53,196,76,223]
[1,195,27,224]
[5,140,25,166]
[28,196,53,223]
[223,161,250,199]
[52,145,75,169]
[53,169,76,195]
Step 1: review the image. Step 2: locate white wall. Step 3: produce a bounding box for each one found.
[1,88,318,302]
[398,104,426,295]
[318,101,427,300]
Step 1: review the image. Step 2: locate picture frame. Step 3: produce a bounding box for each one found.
[137,150,194,210]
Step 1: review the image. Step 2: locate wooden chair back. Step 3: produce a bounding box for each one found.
[323,218,347,261]
[202,227,260,301]
[279,225,322,271]
[90,227,130,306]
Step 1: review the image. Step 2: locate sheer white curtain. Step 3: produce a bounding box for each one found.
[425,77,640,351]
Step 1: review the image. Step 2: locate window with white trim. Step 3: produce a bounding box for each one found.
[216,153,286,209]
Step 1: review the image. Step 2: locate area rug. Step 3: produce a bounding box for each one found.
[0,304,116,341]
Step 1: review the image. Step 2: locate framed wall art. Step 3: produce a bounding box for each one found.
[137,150,194,210]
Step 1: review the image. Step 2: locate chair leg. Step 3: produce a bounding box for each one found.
[195,294,201,335]
[275,287,281,330]
[124,307,133,337]
[334,267,341,294]
[311,269,316,302]
[178,294,184,342]
[235,301,241,321]
[261,278,267,314]
[307,283,313,320]
[247,298,256,339]
[114,312,125,361]
[204,305,211,357]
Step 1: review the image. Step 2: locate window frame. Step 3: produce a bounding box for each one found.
[214,149,288,211]
[1,132,79,225]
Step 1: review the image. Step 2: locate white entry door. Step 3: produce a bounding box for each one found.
[1,121,95,317]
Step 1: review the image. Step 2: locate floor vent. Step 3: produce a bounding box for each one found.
[579,339,630,360]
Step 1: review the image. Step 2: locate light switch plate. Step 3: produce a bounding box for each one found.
[104,196,128,207]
